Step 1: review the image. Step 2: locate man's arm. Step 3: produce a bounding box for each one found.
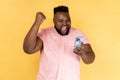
[23,12,46,54]
[74,43,95,64]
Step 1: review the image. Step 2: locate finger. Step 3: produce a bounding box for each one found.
[39,12,46,19]
[76,47,81,51]
[73,48,78,53]
[37,12,46,19]
[74,49,82,56]
[81,42,85,49]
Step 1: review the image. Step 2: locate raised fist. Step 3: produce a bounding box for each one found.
[35,12,46,25]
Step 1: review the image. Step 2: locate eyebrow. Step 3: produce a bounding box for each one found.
[58,17,70,20]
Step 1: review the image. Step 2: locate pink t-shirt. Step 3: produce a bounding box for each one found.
[37,27,89,80]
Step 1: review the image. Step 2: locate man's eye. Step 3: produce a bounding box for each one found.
[58,20,63,22]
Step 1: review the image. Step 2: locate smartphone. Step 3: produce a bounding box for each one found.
[74,37,84,48]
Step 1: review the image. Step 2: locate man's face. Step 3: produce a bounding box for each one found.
[53,12,71,35]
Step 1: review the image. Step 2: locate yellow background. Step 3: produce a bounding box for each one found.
[0,0,120,80]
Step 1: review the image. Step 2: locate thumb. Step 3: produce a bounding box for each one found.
[81,42,84,49]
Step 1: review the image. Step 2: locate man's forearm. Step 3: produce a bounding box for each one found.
[23,22,40,53]
[80,49,95,64]
[23,12,46,54]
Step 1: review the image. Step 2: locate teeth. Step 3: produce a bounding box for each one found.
[61,26,67,30]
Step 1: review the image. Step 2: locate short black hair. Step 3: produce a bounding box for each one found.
[54,6,69,15]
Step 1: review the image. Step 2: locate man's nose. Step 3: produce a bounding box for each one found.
[63,21,67,25]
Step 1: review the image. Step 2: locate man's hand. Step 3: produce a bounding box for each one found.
[74,42,85,56]
[35,12,46,25]
[73,43,95,64]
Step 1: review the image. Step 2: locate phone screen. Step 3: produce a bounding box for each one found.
[74,37,84,48]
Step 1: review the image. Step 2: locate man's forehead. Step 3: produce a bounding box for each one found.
[54,12,70,18]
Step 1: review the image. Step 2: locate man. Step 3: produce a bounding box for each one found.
[23,6,95,80]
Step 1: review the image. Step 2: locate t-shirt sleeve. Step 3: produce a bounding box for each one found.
[82,32,89,44]
[37,29,46,41]
[77,30,89,44]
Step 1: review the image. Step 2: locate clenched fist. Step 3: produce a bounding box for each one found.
[35,12,46,25]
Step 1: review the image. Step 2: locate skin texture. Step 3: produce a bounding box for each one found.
[74,43,95,64]
[23,12,45,53]
[53,12,71,35]
[23,12,95,64]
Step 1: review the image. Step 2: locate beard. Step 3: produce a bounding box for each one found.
[54,26,70,36]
